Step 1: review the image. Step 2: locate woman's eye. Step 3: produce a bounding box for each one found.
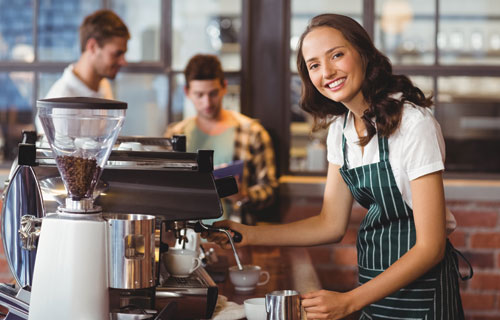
[308,63,319,70]
[332,52,344,59]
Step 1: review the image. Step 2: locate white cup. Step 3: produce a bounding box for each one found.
[244,297,266,320]
[118,142,143,151]
[164,248,201,278]
[229,265,270,292]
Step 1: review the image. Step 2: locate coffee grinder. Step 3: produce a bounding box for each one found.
[28,97,127,320]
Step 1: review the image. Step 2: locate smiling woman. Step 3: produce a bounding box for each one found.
[207,13,470,320]
[294,13,466,319]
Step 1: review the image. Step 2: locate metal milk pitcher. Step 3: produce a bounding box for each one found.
[265,290,301,320]
[105,213,156,289]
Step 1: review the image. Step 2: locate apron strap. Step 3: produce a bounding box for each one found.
[342,112,350,168]
[341,112,388,164]
[378,135,389,162]
[448,240,474,281]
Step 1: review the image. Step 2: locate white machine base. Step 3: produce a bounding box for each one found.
[29,213,109,320]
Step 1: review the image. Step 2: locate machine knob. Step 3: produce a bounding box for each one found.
[19,215,42,251]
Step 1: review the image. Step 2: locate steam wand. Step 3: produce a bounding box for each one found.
[196,221,244,271]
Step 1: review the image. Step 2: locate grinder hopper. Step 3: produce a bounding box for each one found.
[37,97,126,211]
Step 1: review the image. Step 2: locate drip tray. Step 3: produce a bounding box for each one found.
[162,275,211,288]
[111,311,156,320]
[156,268,218,320]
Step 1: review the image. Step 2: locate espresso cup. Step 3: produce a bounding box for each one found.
[118,142,143,151]
[164,248,201,278]
[229,265,270,292]
[244,297,266,320]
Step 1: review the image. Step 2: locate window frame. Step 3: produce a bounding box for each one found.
[1,0,500,176]
[287,0,500,175]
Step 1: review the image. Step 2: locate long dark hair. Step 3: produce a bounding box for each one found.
[297,14,432,146]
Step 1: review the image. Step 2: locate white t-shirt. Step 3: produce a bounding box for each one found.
[36,64,113,133]
[45,64,113,100]
[327,102,456,231]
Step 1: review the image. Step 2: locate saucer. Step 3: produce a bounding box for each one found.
[235,286,255,292]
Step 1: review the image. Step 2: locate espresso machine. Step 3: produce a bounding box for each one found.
[0,97,238,319]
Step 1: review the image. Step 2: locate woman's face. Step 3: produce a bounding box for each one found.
[301,26,366,107]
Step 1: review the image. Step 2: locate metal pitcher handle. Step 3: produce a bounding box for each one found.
[265,295,272,314]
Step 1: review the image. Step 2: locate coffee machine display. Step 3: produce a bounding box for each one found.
[0,97,238,320]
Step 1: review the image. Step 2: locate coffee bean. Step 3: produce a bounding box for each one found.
[56,155,101,200]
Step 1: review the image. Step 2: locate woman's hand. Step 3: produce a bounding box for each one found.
[301,290,357,320]
[202,220,252,249]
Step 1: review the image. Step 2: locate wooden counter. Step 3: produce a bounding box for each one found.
[203,244,363,320]
[203,244,321,305]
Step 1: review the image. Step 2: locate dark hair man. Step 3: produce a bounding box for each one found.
[165,54,278,224]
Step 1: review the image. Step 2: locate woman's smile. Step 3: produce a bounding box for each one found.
[325,77,346,90]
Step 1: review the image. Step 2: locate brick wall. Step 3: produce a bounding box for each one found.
[280,196,500,319]
[448,200,500,319]
[0,200,15,284]
[0,240,14,284]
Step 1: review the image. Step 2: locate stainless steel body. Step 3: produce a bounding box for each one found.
[265,290,301,320]
[105,213,156,289]
[0,284,29,319]
[33,147,224,220]
[1,164,45,289]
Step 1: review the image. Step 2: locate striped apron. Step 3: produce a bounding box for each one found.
[338,118,469,319]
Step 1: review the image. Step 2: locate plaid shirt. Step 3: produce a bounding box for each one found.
[165,110,278,211]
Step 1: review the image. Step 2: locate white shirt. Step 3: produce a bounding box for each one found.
[327,103,456,232]
[36,64,113,133]
[45,64,113,99]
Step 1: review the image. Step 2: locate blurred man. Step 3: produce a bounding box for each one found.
[37,9,129,132]
[165,54,278,224]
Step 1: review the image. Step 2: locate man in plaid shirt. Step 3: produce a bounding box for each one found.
[165,54,278,223]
